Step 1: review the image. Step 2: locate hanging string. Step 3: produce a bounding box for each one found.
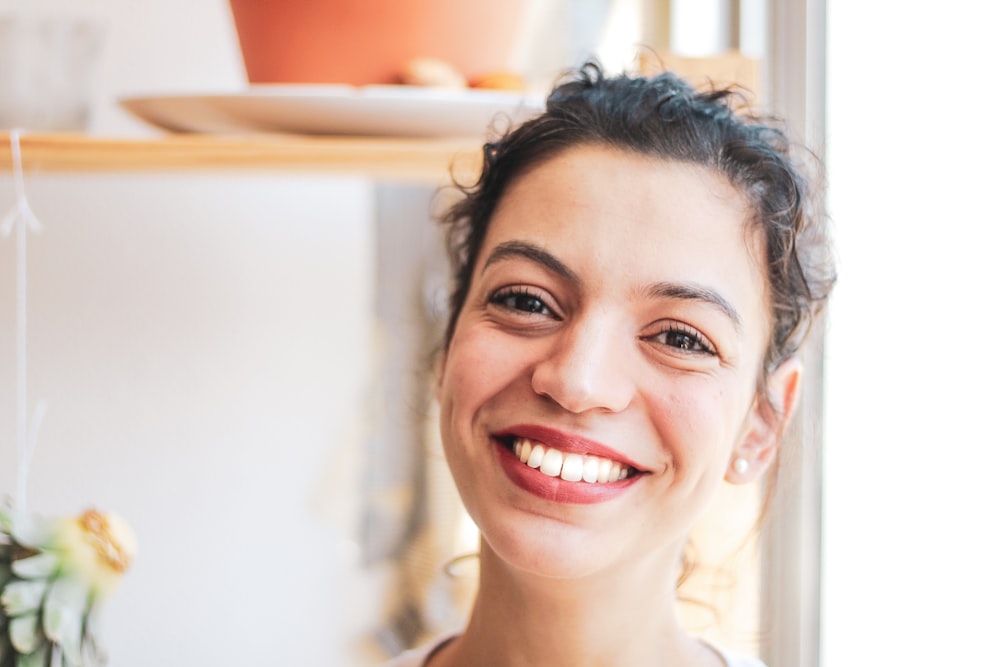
[1,129,46,512]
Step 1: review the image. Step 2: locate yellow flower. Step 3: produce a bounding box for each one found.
[55,509,137,600]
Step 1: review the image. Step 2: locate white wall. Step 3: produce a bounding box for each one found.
[0,171,382,666]
[0,1,392,665]
[824,2,1000,665]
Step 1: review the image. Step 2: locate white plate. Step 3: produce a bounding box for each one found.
[120,85,545,137]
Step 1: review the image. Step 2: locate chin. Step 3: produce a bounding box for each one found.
[475,511,632,581]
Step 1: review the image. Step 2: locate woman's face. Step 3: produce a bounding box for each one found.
[438,144,784,581]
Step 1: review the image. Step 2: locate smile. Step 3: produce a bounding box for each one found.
[492,426,645,505]
[511,438,635,483]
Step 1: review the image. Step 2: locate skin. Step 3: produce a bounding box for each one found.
[432,144,801,667]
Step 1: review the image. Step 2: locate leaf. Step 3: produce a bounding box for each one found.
[1,581,46,616]
[41,580,88,667]
[8,614,42,654]
[7,516,55,551]
[79,610,105,667]
[13,646,46,667]
[10,555,58,582]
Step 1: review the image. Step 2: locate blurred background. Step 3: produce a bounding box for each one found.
[0,1,997,666]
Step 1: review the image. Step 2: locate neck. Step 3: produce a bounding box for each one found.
[431,541,720,667]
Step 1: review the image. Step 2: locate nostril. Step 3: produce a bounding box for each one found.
[533,387,556,404]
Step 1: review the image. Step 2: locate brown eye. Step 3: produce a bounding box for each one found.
[489,288,555,317]
[663,330,704,351]
[649,324,716,355]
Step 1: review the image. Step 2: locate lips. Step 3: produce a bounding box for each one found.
[512,438,635,483]
[492,424,646,504]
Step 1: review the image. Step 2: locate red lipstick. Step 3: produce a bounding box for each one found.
[492,424,645,505]
[495,424,647,471]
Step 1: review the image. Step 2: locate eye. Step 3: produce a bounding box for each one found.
[488,287,557,318]
[647,323,717,355]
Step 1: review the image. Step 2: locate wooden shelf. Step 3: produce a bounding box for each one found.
[0,132,484,184]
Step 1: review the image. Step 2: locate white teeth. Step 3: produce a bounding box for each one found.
[527,444,545,469]
[560,454,584,482]
[511,438,633,484]
[540,449,563,477]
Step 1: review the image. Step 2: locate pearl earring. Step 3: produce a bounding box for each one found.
[732,457,749,475]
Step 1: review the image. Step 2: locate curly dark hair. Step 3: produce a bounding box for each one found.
[442,62,835,379]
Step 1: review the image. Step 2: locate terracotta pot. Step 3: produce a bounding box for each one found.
[228,0,528,85]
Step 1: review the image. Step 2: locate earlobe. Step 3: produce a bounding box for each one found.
[726,357,803,484]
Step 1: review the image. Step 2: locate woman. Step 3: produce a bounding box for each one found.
[385,63,834,667]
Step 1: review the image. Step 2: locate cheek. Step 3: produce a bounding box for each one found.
[442,320,535,394]
[647,380,748,470]
[438,324,521,442]
[440,332,495,408]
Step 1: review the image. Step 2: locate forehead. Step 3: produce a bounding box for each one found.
[487,145,760,268]
[501,143,747,220]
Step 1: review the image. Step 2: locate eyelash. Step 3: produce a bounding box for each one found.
[647,323,717,356]
[488,287,558,318]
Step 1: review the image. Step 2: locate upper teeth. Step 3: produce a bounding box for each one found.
[512,438,631,483]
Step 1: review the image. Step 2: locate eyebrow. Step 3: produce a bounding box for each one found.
[482,241,580,285]
[645,282,743,333]
[482,240,743,332]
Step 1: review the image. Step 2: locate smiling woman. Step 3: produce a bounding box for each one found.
[383,63,835,667]
[442,149,775,586]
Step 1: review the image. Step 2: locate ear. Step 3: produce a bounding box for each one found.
[726,357,802,484]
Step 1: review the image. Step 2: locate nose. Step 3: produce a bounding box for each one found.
[530,316,635,414]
